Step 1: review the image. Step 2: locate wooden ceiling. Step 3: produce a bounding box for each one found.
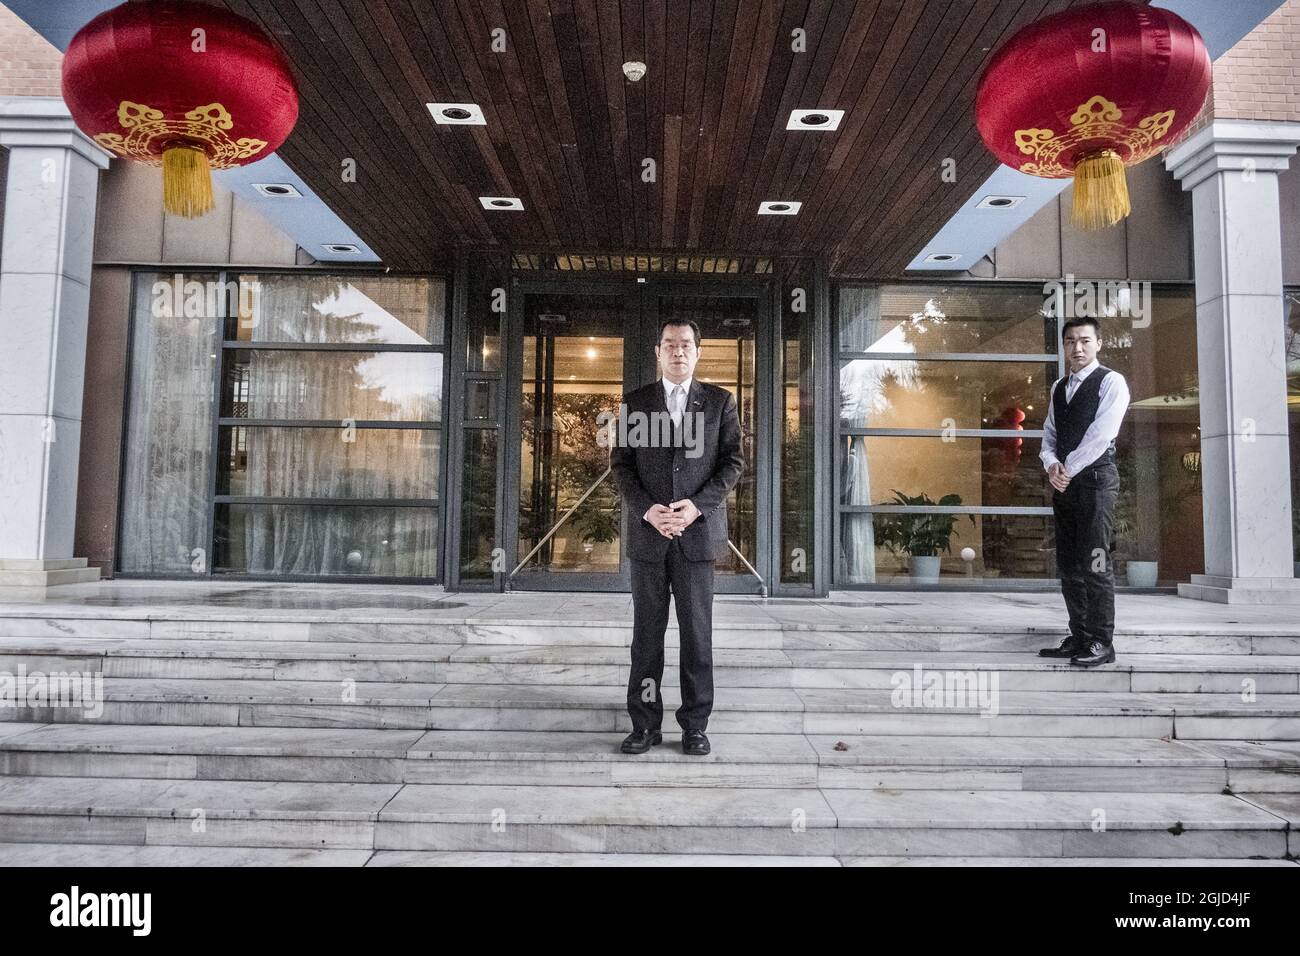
[214,0,1132,277]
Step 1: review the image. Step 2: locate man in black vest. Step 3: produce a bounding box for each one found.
[1038,316,1131,667]
[610,318,744,756]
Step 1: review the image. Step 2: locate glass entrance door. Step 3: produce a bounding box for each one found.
[504,277,771,593]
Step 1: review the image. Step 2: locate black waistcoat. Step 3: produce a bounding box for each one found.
[1053,365,1117,471]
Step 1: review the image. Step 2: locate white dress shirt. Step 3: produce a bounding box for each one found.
[644,377,695,523]
[1040,359,1130,477]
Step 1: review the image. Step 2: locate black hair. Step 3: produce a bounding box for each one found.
[658,318,702,349]
[1061,316,1100,340]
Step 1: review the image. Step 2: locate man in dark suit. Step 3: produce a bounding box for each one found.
[610,318,744,756]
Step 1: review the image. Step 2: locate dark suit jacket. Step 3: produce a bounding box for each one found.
[610,379,745,562]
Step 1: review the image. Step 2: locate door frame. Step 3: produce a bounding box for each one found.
[501,273,775,593]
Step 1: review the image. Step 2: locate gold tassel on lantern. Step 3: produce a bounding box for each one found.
[162,144,214,218]
[1071,149,1130,231]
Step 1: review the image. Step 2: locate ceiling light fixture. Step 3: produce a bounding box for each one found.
[480,196,524,210]
[758,200,801,215]
[923,253,959,263]
[976,195,1026,209]
[787,108,844,131]
[252,182,302,198]
[427,102,486,125]
[323,243,361,254]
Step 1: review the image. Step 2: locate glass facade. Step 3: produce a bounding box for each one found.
[120,272,447,579]
[834,282,1200,587]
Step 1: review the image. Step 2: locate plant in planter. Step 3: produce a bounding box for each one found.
[872,490,976,582]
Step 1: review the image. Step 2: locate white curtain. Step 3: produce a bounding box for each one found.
[119,274,219,573]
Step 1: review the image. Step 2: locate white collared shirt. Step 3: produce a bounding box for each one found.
[1040,359,1130,477]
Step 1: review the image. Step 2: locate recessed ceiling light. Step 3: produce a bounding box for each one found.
[323,243,360,254]
[480,196,524,210]
[923,253,959,263]
[758,200,801,215]
[787,108,844,131]
[252,182,301,198]
[977,195,1026,209]
[427,102,486,125]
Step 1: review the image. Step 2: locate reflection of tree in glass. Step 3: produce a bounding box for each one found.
[520,392,621,558]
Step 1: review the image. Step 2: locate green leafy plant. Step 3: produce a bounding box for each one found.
[872,490,976,558]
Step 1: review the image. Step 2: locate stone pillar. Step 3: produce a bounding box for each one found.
[0,97,109,587]
[1165,120,1300,603]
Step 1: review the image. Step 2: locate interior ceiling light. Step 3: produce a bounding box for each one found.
[923,253,959,263]
[623,61,646,82]
[323,243,360,254]
[758,200,801,215]
[252,182,301,198]
[787,108,844,131]
[427,102,486,125]
[976,195,1026,209]
[480,196,524,210]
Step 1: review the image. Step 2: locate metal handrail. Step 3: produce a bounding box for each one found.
[510,465,613,577]
[509,465,768,597]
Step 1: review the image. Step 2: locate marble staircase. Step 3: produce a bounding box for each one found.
[0,592,1297,866]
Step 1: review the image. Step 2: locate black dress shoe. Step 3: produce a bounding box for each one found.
[1070,641,1116,667]
[1039,635,1087,658]
[620,729,662,754]
[682,729,710,756]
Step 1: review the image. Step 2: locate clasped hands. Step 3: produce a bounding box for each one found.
[1048,462,1071,492]
[645,500,701,539]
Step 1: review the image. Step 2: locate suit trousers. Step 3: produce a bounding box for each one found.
[1052,461,1120,647]
[626,537,716,733]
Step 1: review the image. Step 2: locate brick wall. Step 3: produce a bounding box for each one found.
[0,2,62,97]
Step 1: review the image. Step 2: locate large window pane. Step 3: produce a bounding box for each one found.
[217,426,439,499]
[221,350,442,422]
[1104,289,1202,583]
[840,513,1055,584]
[119,272,219,573]
[839,359,1056,430]
[229,275,444,345]
[840,436,1050,509]
[214,503,437,576]
[839,284,1055,355]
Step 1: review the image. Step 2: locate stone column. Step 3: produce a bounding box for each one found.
[0,96,109,587]
[1165,120,1300,603]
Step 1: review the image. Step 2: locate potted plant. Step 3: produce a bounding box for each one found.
[873,491,975,582]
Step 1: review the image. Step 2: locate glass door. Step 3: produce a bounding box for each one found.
[644,281,771,593]
[503,276,772,594]
[505,282,641,589]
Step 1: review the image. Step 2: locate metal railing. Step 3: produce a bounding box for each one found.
[508,467,767,595]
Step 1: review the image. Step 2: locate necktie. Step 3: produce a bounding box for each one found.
[671,385,684,428]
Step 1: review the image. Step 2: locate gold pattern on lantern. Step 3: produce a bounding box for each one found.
[93,100,268,168]
[1013,95,1176,177]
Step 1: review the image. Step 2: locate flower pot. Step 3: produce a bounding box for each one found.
[910,555,941,582]
[1126,560,1158,588]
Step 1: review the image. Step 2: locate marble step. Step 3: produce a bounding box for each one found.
[1,612,1298,655]
[0,776,1288,857]
[0,842,372,865]
[2,640,1298,693]
[1,723,1296,792]
[4,678,1300,737]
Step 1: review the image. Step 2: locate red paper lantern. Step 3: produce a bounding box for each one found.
[61,0,299,217]
[976,1,1210,230]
